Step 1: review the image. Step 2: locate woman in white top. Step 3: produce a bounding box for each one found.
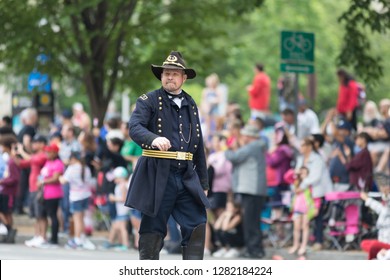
[294,136,333,251]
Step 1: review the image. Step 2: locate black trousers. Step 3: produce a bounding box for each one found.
[139,168,207,246]
[214,229,244,248]
[239,194,266,255]
[43,198,60,244]
[314,197,325,244]
[15,168,30,212]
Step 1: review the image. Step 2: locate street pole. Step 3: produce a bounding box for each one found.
[121,92,130,122]
[294,73,299,136]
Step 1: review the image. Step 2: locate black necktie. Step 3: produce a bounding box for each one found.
[165,91,184,99]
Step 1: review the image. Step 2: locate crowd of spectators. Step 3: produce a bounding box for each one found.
[0,68,389,260]
[199,69,389,259]
[0,105,142,251]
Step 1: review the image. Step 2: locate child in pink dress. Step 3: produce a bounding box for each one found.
[289,166,315,257]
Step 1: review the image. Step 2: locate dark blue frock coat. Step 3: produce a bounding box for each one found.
[125,87,210,217]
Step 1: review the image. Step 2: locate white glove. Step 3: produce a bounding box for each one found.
[151,137,172,151]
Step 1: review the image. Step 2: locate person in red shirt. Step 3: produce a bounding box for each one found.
[336,69,359,131]
[14,134,48,247]
[247,63,271,119]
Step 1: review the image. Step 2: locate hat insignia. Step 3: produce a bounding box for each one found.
[166,55,177,62]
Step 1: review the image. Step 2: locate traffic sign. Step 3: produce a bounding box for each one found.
[280,63,314,74]
[281,31,315,63]
[28,71,52,93]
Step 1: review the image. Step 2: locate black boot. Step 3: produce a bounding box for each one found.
[139,233,163,260]
[182,224,206,260]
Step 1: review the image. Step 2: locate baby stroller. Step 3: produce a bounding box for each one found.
[261,169,294,249]
[324,190,362,251]
[92,170,112,231]
[93,194,111,231]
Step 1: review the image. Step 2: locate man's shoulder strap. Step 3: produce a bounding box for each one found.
[137,89,161,102]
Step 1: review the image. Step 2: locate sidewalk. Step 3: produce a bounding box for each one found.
[11,213,366,260]
[12,212,109,250]
[13,212,108,238]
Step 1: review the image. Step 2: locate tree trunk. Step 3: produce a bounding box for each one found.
[90,97,108,127]
[84,72,108,127]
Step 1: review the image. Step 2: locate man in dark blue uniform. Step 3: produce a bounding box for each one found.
[125,51,210,260]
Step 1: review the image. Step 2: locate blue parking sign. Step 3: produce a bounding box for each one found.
[27,70,51,93]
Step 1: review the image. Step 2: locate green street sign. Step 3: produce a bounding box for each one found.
[280,63,314,74]
[281,31,315,63]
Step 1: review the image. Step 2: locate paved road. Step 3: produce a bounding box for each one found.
[0,233,366,260]
[0,215,366,260]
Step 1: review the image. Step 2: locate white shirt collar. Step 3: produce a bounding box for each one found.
[167,90,183,108]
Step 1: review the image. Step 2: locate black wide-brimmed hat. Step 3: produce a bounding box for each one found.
[151,51,196,80]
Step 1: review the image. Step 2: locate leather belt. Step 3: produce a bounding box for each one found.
[142,150,193,161]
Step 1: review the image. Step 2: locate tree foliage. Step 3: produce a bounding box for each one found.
[215,0,351,115]
[0,0,389,122]
[199,0,390,116]
[337,0,390,86]
[0,0,264,123]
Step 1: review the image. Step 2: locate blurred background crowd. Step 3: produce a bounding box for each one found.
[0,65,389,260]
